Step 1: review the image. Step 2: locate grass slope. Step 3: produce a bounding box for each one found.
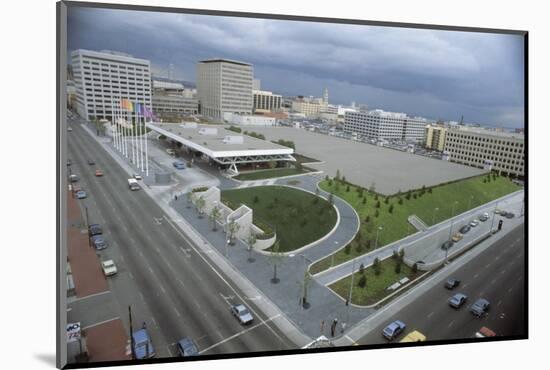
[221,186,337,252]
[310,174,520,274]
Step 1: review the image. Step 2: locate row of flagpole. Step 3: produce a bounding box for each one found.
[110,97,152,176]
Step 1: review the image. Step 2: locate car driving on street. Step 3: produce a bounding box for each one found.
[470,298,490,317]
[76,190,87,199]
[382,320,406,341]
[177,337,199,357]
[231,304,253,325]
[445,278,460,289]
[101,260,117,276]
[449,293,468,309]
[90,235,108,250]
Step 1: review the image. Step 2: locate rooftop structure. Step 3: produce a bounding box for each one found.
[146,123,294,174]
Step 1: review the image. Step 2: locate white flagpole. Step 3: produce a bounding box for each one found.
[123,97,128,158]
[139,105,144,171]
[115,99,120,151]
[133,107,138,168]
[145,107,149,177]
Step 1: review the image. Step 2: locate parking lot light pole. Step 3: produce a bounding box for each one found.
[374,226,383,250]
[432,207,439,225]
[490,201,499,233]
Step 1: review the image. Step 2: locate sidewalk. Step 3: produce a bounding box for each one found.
[67,190,108,298]
[84,318,131,362]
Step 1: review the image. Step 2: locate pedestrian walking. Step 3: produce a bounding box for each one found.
[330,318,338,337]
[142,321,147,330]
[175,194,178,201]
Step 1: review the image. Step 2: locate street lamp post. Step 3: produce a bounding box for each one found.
[300,254,313,309]
[374,226,383,250]
[432,207,439,225]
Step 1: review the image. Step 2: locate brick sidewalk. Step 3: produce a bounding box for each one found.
[84,319,131,362]
[67,190,108,297]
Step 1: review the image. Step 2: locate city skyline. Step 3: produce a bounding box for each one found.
[68,7,525,129]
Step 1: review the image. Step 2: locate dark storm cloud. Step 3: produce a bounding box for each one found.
[67,7,524,127]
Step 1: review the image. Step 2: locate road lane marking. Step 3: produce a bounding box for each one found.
[490,279,497,285]
[485,263,491,269]
[427,311,434,318]
[447,320,455,328]
[151,316,159,328]
[162,214,290,346]
[128,271,134,280]
[508,287,513,293]
[82,316,120,330]
[473,273,479,279]
[139,292,145,301]
[173,307,181,318]
[501,269,507,275]
[69,290,111,303]
[199,314,281,354]
[160,284,166,295]
[497,300,502,306]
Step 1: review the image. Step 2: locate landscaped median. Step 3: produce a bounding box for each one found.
[221,185,337,252]
[310,173,521,275]
[328,255,423,306]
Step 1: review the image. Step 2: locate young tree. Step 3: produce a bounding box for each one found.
[358,274,367,288]
[328,179,333,186]
[209,206,221,231]
[384,197,389,204]
[364,215,370,223]
[375,200,381,208]
[336,169,341,181]
[405,191,412,200]
[346,185,350,192]
[195,196,206,218]
[398,198,403,205]
[359,263,365,275]
[375,209,380,218]
[268,241,284,284]
[394,262,401,274]
[246,231,257,262]
[399,248,405,262]
[365,239,371,250]
[412,262,418,273]
[342,175,347,183]
[388,204,394,213]
[253,195,260,203]
[362,197,367,205]
[227,220,240,245]
[392,250,399,260]
[373,257,381,276]
[344,244,351,254]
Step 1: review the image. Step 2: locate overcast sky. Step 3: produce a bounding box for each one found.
[67,6,525,128]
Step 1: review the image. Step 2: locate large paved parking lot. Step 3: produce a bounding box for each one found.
[242,126,487,195]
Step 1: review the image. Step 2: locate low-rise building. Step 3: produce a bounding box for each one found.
[223,112,276,126]
[344,109,430,142]
[425,124,448,151]
[443,126,525,178]
[253,90,282,112]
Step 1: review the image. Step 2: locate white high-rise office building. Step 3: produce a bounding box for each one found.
[197,59,253,119]
[71,49,152,121]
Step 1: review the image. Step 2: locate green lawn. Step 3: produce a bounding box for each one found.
[329,257,421,306]
[309,174,520,274]
[234,167,309,181]
[221,186,337,252]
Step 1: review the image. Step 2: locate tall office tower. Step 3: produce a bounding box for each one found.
[323,88,329,105]
[71,49,152,121]
[197,59,253,119]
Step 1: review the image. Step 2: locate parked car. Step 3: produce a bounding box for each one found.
[87,159,95,165]
[494,209,502,215]
[133,328,156,359]
[445,278,460,290]
[231,304,253,325]
[90,235,107,250]
[101,260,117,276]
[475,326,496,338]
[479,213,489,222]
[71,184,81,193]
[459,225,471,234]
[449,293,468,308]
[173,161,186,169]
[441,240,454,250]
[469,219,479,227]
[76,190,87,199]
[504,212,515,219]
[88,223,102,237]
[382,320,406,341]
[95,169,104,177]
[68,127,73,132]
[400,330,426,343]
[470,298,490,317]
[133,173,142,180]
[67,159,72,166]
[451,233,463,242]
[69,174,79,183]
[177,337,199,357]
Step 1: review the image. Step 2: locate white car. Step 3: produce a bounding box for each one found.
[133,174,143,180]
[469,219,479,227]
[101,260,118,276]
